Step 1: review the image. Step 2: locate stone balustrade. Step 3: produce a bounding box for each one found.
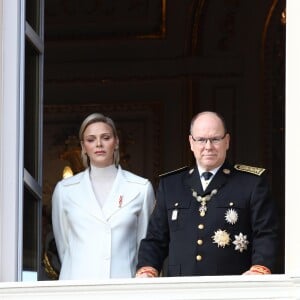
[0,275,300,299]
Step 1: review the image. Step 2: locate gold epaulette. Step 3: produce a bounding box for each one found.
[159,166,189,177]
[234,164,266,176]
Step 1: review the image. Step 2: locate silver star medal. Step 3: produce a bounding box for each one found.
[225,208,238,225]
[232,232,249,252]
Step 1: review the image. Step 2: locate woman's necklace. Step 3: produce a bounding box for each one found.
[191,188,218,217]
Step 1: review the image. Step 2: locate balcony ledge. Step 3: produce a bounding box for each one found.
[0,274,300,299]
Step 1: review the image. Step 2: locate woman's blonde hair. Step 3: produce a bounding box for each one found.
[79,113,120,168]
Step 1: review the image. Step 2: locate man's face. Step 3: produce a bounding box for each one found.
[189,113,230,171]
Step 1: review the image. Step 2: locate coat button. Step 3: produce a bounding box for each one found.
[196,255,202,261]
[197,239,203,245]
[198,224,204,229]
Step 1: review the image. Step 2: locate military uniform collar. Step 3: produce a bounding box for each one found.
[186,161,233,196]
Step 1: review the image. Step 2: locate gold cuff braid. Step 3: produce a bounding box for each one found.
[249,265,271,274]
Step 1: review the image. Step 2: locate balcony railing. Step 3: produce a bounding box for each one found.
[0,275,299,299]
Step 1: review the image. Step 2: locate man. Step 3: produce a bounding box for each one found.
[136,111,279,277]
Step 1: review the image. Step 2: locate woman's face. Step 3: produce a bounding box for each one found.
[81,121,119,168]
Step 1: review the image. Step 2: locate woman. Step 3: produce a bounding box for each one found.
[52,113,155,280]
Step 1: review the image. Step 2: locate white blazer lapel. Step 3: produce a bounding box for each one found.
[71,169,107,222]
[102,167,140,220]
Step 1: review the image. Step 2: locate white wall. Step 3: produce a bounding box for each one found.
[0,0,23,281]
[285,0,300,276]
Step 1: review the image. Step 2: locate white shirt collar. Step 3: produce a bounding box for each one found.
[197,165,221,178]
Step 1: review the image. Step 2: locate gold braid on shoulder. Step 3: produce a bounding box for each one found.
[234,164,266,176]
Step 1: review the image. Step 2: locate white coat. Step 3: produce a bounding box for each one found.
[52,166,155,280]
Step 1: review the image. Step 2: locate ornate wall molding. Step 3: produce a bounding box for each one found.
[45,0,166,40]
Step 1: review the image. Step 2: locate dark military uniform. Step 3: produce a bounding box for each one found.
[137,161,279,276]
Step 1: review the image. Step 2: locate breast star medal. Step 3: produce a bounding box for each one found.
[212,229,231,248]
[225,208,238,225]
[192,189,218,217]
[232,232,249,252]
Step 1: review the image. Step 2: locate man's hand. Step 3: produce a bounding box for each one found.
[243,265,271,275]
[135,266,159,278]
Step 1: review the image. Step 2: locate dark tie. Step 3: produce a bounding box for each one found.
[202,172,213,180]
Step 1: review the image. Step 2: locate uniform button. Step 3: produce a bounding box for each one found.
[197,239,203,245]
[196,255,202,261]
[198,224,204,229]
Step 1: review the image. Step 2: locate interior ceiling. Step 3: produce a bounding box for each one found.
[44,0,285,98]
[43,0,286,167]
[45,0,184,63]
[43,0,286,170]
